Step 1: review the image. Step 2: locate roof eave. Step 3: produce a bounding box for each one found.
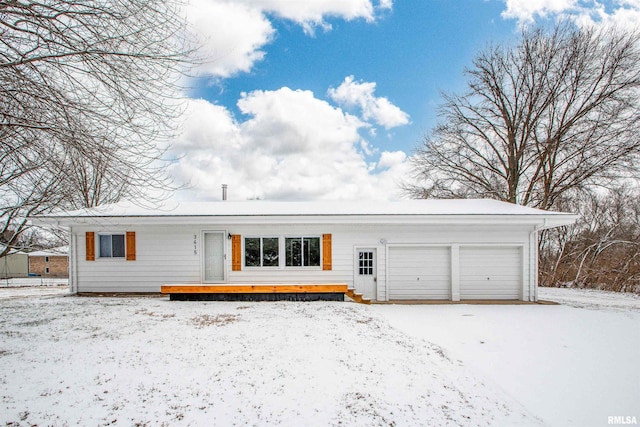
[30,213,579,228]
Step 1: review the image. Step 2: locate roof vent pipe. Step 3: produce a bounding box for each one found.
[222,184,228,201]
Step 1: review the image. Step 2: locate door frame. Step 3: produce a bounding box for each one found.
[200,230,228,283]
[353,247,378,301]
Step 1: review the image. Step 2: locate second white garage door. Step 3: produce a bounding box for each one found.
[387,246,450,300]
[459,246,522,300]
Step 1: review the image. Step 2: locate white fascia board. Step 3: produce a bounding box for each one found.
[34,213,578,228]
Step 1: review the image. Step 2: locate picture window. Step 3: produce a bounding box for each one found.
[244,237,279,267]
[285,237,320,267]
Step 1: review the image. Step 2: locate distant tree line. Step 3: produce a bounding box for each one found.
[407,23,640,293]
[541,187,639,293]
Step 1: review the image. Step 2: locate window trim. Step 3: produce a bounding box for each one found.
[97,233,127,259]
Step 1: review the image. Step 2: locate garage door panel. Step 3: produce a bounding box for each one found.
[460,246,521,300]
[388,246,450,300]
[460,264,520,274]
[461,267,520,277]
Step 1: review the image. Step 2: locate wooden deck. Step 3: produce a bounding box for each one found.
[161,284,348,294]
[161,284,370,304]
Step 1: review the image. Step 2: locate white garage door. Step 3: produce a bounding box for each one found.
[459,246,521,300]
[388,246,450,300]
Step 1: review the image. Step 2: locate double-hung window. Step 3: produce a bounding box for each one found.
[99,234,125,258]
[244,237,279,267]
[285,237,320,267]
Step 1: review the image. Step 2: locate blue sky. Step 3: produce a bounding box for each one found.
[194,1,511,150]
[170,0,639,202]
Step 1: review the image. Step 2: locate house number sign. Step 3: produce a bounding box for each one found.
[193,234,198,255]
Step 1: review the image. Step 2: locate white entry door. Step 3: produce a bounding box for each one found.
[354,248,377,300]
[203,232,225,282]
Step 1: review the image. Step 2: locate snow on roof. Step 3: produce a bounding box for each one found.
[28,246,69,257]
[44,199,572,218]
[30,199,578,229]
[0,244,28,256]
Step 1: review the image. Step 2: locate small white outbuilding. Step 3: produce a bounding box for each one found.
[33,199,576,302]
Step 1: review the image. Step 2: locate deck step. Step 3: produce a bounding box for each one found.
[345,288,371,305]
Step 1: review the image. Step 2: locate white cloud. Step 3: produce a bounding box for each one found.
[378,0,394,10]
[575,0,640,30]
[502,0,640,30]
[378,151,407,169]
[237,88,364,156]
[502,0,577,24]
[169,90,409,202]
[187,0,393,77]
[328,75,410,129]
[186,0,275,78]
[236,0,378,34]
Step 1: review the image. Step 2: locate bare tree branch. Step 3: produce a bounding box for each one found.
[0,0,194,254]
[406,23,640,209]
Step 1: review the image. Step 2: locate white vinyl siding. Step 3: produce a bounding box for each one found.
[76,226,202,292]
[459,246,522,299]
[387,246,451,300]
[72,222,533,300]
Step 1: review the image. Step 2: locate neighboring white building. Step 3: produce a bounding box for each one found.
[0,247,29,279]
[32,199,577,301]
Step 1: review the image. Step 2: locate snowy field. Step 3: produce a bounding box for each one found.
[375,288,640,427]
[0,286,637,426]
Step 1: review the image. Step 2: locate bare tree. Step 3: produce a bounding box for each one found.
[406,23,640,210]
[0,0,192,256]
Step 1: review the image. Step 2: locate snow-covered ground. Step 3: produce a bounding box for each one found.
[0,277,68,288]
[0,287,637,426]
[0,283,68,300]
[540,286,640,311]
[375,288,640,427]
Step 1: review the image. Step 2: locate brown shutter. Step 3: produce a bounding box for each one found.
[86,232,95,261]
[126,231,136,261]
[322,234,332,271]
[231,234,242,271]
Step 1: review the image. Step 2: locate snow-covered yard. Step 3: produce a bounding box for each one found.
[0,286,638,426]
[375,288,640,427]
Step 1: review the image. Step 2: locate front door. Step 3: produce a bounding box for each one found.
[203,232,225,282]
[355,248,377,300]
